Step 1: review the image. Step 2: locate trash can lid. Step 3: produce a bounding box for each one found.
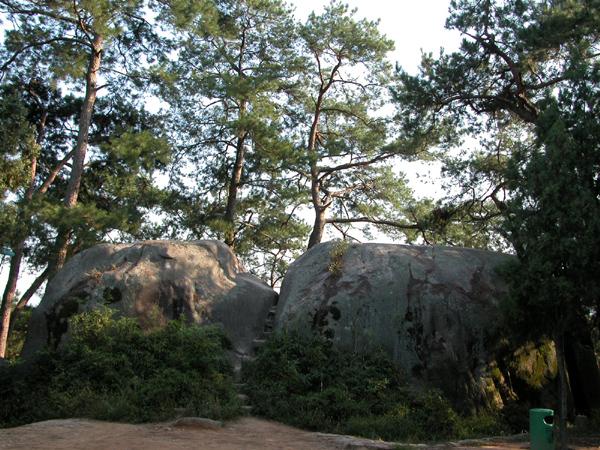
[530,408,554,415]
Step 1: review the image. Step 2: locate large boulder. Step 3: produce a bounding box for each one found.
[275,241,553,412]
[23,240,277,362]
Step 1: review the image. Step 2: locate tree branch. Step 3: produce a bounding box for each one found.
[0,1,80,26]
[38,149,76,195]
[15,266,49,310]
[0,37,91,72]
[319,152,396,177]
[326,216,421,230]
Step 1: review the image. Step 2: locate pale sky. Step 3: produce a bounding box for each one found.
[290,0,461,74]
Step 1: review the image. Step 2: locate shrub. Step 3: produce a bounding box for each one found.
[243,332,484,442]
[5,307,32,361]
[457,411,511,439]
[0,307,241,427]
[343,392,461,442]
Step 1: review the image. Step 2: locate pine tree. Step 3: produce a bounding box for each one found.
[293,1,434,249]
[392,0,600,248]
[503,85,600,449]
[0,0,168,357]
[157,0,309,282]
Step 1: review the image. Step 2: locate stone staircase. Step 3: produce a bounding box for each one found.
[252,301,277,350]
[234,295,279,414]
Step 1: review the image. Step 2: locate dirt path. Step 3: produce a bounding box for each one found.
[0,418,338,450]
[0,417,598,450]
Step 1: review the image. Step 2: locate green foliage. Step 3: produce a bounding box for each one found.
[158,0,308,280]
[243,333,404,432]
[243,333,510,442]
[327,239,349,275]
[0,87,38,197]
[0,308,240,427]
[4,307,32,361]
[392,0,600,250]
[343,390,462,442]
[0,1,162,85]
[297,2,430,245]
[0,76,171,273]
[502,86,600,337]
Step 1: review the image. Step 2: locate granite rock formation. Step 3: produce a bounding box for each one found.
[275,241,551,411]
[22,240,277,361]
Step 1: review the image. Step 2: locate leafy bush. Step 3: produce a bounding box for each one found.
[457,411,511,439]
[344,390,460,442]
[5,307,31,361]
[0,307,241,427]
[243,332,509,442]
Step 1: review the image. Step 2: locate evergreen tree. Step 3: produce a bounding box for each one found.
[503,82,600,449]
[0,80,170,358]
[0,0,163,273]
[392,0,600,248]
[0,0,169,357]
[157,0,309,282]
[294,1,432,249]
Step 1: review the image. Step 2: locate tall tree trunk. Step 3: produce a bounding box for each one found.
[0,105,45,357]
[306,88,326,249]
[224,102,247,249]
[15,267,49,311]
[307,204,328,249]
[0,244,24,358]
[555,331,569,450]
[48,34,103,279]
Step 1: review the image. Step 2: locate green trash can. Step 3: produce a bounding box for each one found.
[530,408,554,450]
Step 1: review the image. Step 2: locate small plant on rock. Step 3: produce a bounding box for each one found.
[327,240,350,276]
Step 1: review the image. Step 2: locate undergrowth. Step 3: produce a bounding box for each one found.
[0,307,241,427]
[243,332,512,442]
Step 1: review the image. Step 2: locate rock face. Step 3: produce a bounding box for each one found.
[23,240,277,360]
[275,241,545,411]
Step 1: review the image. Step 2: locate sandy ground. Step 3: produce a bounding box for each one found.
[0,417,598,450]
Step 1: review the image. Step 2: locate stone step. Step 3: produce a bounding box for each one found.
[241,405,253,414]
[252,338,267,349]
[237,393,249,403]
[234,382,247,390]
[172,417,224,429]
